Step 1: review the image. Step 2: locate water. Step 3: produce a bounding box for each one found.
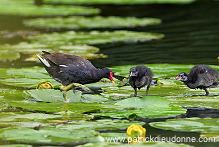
[92,1,219,67]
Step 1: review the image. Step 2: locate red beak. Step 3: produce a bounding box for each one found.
[174,76,180,80]
[109,72,115,83]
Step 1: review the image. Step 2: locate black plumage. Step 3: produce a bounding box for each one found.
[129,65,153,97]
[175,65,219,96]
[37,51,114,101]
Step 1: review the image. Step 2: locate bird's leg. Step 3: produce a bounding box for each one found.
[204,88,209,96]
[60,84,73,102]
[145,85,150,96]
[62,90,68,102]
[60,84,73,91]
[133,88,137,97]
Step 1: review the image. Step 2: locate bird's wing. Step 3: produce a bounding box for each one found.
[58,65,94,85]
[43,52,96,69]
[197,72,217,87]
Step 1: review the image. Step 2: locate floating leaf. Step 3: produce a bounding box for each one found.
[0,0,99,16]
[0,112,69,127]
[24,89,108,103]
[114,96,169,108]
[0,89,100,121]
[92,97,186,118]
[201,132,219,142]
[0,102,8,111]
[44,0,196,5]
[0,145,32,147]
[0,119,144,143]
[27,31,164,45]
[24,16,161,30]
[57,119,144,132]
[78,142,192,147]
[0,66,60,88]
[0,42,104,61]
[150,118,219,138]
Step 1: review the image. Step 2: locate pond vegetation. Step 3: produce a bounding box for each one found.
[0,0,218,146]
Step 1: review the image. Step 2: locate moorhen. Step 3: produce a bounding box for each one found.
[175,65,219,96]
[129,65,153,97]
[37,51,115,101]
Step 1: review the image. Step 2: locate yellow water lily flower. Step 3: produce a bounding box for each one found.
[36,81,54,89]
[126,124,146,144]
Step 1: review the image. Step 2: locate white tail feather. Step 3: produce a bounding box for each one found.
[36,54,51,67]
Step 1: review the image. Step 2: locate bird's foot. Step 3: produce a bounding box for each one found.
[73,83,93,93]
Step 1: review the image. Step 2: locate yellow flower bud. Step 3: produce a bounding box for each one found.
[36,81,54,89]
[126,124,146,144]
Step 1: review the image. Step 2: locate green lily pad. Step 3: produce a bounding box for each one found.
[44,0,196,5]
[150,118,219,141]
[0,66,60,88]
[0,0,99,16]
[0,42,105,61]
[0,145,32,147]
[24,16,161,30]
[0,102,8,111]
[0,112,70,127]
[201,132,219,142]
[77,142,192,147]
[92,97,186,119]
[0,119,144,143]
[57,119,144,132]
[27,30,164,45]
[24,89,108,103]
[0,89,99,120]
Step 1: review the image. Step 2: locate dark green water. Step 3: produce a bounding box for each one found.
[92,1,219,67]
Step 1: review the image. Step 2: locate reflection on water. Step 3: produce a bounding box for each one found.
[0,1,218,68]
[92,1,219,67]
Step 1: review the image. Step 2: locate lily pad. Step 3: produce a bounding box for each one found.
[0,119,144,143]
[77,142,192,147]
[0,102,8,111]
[150,118,219,141]
[0,112,70,127]
[24,89,108,103]
[0,42,105,61]
[92,97,186,119]
[0,89,99,121]
[27,30,164,45]
[0,66,60,88]
[24,16,161,30]
[0,145,32,147]
[0,0,99,16]
[44,0,196,5]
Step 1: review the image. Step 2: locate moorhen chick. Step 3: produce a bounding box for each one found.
[37,51,115,101]
[175,65,219,96]
[129,65,153,97]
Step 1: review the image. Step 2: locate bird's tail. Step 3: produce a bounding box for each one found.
[36,54,51,67]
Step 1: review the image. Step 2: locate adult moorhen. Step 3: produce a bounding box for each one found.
[37,51,115,101]
[175,65,219,96]
[129,65,153,97]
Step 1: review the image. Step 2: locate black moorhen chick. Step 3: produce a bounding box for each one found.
[37,51,115,101]
[175,65,219,96]
[129,65,153,97]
